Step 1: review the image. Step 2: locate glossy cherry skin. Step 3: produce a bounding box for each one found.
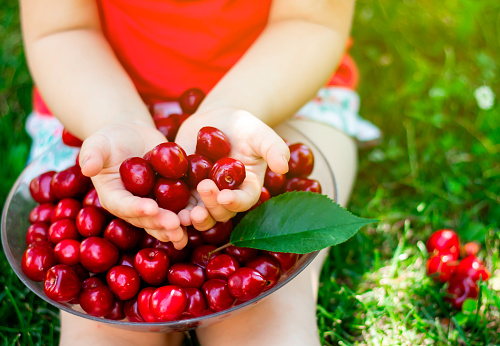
[150,285,188,322]
[185,154,213,189]
[206,254,240,280]
[202,279,235,312]
[44,264,81,302]
[154,117,179,142]
[168,263,206,288]
[134,248,170,286]
[426,229,460,259]
[181,288,208,319]
[29,171,56,203]
[76,206,107,237]
[455,256,490,282]
[137,287,158,322]
[71,264,90,282]
[200,220,233,245]
[52,198,82,222]
[83,188,104,210]
[150,142,188,179]
[21,243,57,282]
[139,233,157,249]
[246,256,282,290]
[190,244,217,269]
[29,203,55,224]
[264,168,287,196]
[79,278,115,317]
[50,165,91,199]
[228,267,266,301]
[119,157,156,197]
[26,222,50,246]
[179,88,205,114]
[195,126,231,162]
[223,246,259,265]
[426,251,458,283]
[265,251,299,273]
[62,128,83,147]
[124,296,145,322]
[104,218,143,251]
[186,226,206,249]
[54,239,81,266]
[106,265,141,300]
[153,240,190,264]
[117,253,136,268]
[48,219,79,244]
[287,143,314,178]
[446,274,479,310]
[154,178,190,213]
[285,177,322,193]
[210,158,246,190]
[104,300,126,320]
[80,237,119,273]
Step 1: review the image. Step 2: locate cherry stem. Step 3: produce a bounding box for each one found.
[208,242,233,257]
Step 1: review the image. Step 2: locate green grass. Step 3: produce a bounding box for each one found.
[1,0,499,345]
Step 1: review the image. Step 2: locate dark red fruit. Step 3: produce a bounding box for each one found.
[119,157,156,197]
[455,256,490,282]
[153,240,190,264]
[29,171,56,203]
[150,286,188,322]
[48,219,79,244]
[190,244,217,269]
[150,142,188,179]
[26,222,50,246]
[80,237,119,273]
[71,264,90,282]
[134,248,169,286]
[446,275,479,310]
[285,177,322,193]
[206,254,240,280]
[181,288,207,319]
[139,233,157,249]
[250,187,271,210]
[106,265,141,300]
[50,165,91,199]
[287,143,314,178]
[137,287,157,322]
[223,246,259,265]
[44,264,81,302]
[54,239,81,266]
[103,218,143,251]
[62,128,83,147]
[426,229,460,259]
[185,154,213,189]
[117,253,136,268]
[154,117,179,142]
[83,189,104,210]
[186,226,206,249]
[264,168,286,196]
[29,203,54,224]
[210,158,246,190]
[168,263,206,288]
[104,300,126,320]
[199,220,232,245]
[79,278,115,317]
[426,251,458,283]
[76,206,107,237]
[246,256,281,290]
[21,243,57,282]
[124,296,144,322]
[153,178,190,213]
[202,279,235,312]
[179,88,205,114]
[266,251,299,273]
[52,198,82,222]
[196,126,231,162]
[228,267,266,301]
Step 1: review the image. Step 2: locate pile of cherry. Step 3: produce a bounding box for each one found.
[426,229,490,310]
[21,124,321,322]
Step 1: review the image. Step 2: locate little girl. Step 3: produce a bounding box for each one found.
[19,0,374,344]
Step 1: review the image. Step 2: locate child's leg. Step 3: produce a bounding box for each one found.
[59,311,184,346]
[196,120,358,346]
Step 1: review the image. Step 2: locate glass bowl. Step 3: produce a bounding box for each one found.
[1,122,337,332]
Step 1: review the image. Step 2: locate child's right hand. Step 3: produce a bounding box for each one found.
[78,121,188,249]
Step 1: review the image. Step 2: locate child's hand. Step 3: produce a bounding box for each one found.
[174,109,290,231]
[78,121,188,249]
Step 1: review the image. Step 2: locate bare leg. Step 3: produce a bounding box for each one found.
[196,120,358,346]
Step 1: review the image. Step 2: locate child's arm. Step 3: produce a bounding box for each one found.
[20,0,186,247]
[176,0,355,229]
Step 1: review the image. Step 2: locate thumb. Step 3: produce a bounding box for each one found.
[79,133,111,177]
[250,127,290,175]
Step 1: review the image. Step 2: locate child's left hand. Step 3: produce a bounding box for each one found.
[175,109,290,231]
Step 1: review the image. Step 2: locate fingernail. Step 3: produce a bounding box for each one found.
[81,156,90,168]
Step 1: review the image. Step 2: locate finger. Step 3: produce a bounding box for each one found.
[250,128,290,174]
[79,134,111,177]
[216,172,261,212]
[171,233,188,250]
[190,205,217,231]
[178,209,192,226]
[197,179,236,222]
[127,208,181,232]
[145,224,185,243]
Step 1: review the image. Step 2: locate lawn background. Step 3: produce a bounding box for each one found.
[1,0,499,345]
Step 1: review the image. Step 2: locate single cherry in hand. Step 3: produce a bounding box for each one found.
[264,167,286,196]
[185,154,213,189]
[154,116,179,142]
[287,143,314,178]
[119,157,156,196]
[196,126,231,162]
[210,158,246,191]
[153,178,190,213]
[179,88,205,114]
[150,142,188,179]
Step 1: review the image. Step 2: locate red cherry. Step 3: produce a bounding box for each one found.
[29,171,56,203]
[285,177,322,194]
[179,88,205,114]
[103,218,143,251]
[106,265,141,300]
[265,251,299,273]
[195,126,231,162]
[139,233,157,249]
[426,251,458,283]
[150,285,188,322]
[186,226,206,249]
[264,168,287,196]
[176,113,190,125]
[83,188,104,210]
[52,198,82,222]
[202,279,235,312]
[80,237,119,273]
[71,264,90,282]
[119,157,156,197]
[287,143,314,178]
[185,154,213,189]
[154,117,179,142]
[426,229,460,259]
[48,219,79,244]
[76,206,107,237]
[50,165,91,199]
[455,256,490,282]
[223,246,259,265]
[181,288,208,319]
[190,244,217,269]
[29,203,54,224]
[206,254,240,280]
[104,300,126,320]
[21,243,57,282]
[117,253,136,268]
[199,220,233,245]
[44,264,81,302]
[82,276,105,290]
[446,274,479,310]
[150,142,188,179]
[228,267,266,301]
[153,240,190,264]
[137,287,158,322]
[54,239,81,266]
[134,248,169,286]
[62,128,83,147]
[153,178,190,213]
[250,187,271,210]
[26,222,50,246]
[168,263,206,288]
[210,158,246,191]
[79,278,115,317]
[124,296,145,322]
[246,256,281,290]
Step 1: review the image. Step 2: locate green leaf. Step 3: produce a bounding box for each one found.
[230,191,378,254]
[462,299,478,314]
